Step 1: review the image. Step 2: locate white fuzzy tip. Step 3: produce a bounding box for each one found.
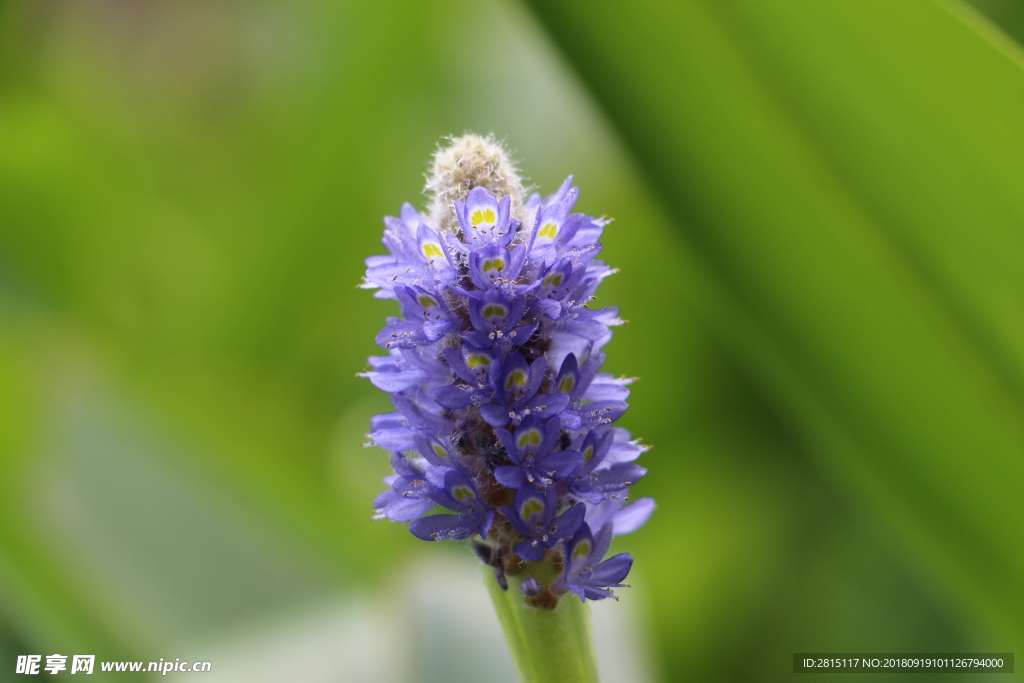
[426,133,526,234]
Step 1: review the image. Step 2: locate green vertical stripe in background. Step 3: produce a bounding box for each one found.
[524,0,1024,651]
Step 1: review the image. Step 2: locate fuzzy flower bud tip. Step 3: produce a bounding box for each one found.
[361,135,654,606]
[426,134,526,234]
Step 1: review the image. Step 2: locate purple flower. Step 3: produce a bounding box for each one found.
[361,135,653,603]
[372,453,435,523]
[493,416,583,490]
[569,428,647,504]
[499,483,585,561]
[479,352,568,428]
[559,522,634,602]
[409,467,493,541]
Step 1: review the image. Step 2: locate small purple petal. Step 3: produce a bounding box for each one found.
[612,497,655,535]
[382,495,435,523]
[434,384,474,409]
[539,449,584,480]
[514,539,546,562]
[480,402,512,427]
[494,466,527,489]
[410,514,474,541]
[589,553,633,585]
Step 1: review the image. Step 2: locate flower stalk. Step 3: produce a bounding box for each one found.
[486,569,599,683]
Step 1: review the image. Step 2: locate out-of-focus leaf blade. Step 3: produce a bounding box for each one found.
[523,0,1024,643]
[963,0,1024,46]
[0,313,147,675]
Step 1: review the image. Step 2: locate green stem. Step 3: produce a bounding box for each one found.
[486,572,600,683]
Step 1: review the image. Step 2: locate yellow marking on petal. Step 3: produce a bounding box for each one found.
[483,305,507,318]
[505,370,527,390]
[467,354,491,368]
[423,243,444,259]
[558,376,575,393]
[418,295,438,308]
[573,540,592,561]
[433,444,449,459]
[453,486,475,501]
[520,497,545,520]
[483,258,505,273]
[543,273,563,287]
[539,223,559,238]
[471,208,497,226]
[583,446,594,463]
[517,429,542,449]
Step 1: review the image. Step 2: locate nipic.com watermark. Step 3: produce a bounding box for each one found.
[15,655,212,675]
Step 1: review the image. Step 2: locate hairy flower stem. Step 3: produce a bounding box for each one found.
[486,572,600,683]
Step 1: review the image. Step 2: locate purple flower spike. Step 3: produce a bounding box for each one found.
[361,134,653,604]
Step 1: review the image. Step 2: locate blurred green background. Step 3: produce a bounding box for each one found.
[2,0,1024,681]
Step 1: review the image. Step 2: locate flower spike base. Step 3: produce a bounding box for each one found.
[487,573,599,683]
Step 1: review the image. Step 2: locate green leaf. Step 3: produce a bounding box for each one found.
[522,0,1024,644]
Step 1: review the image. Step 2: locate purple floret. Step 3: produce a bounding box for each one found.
[498,484,585,561]
[493,416,583,490]
[409,467,493,541]
[559,522,634,602]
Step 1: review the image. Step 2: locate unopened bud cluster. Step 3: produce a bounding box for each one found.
[362,135,653,605]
